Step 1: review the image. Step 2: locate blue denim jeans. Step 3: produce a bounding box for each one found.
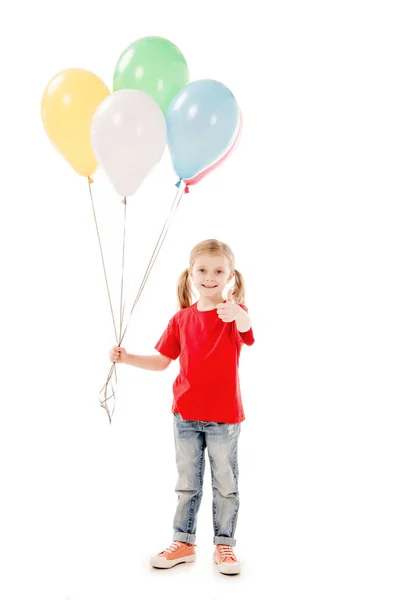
[172,413,241,547]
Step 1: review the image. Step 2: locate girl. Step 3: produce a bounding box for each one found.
[109,239,255,575]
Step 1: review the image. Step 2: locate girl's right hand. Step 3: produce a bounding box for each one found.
[109,346,128,364]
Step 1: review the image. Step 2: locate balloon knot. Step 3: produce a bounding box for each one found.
[121,197,127,205]
[175,180,182,188]
[88,176,94,185]
[184,185,190,194]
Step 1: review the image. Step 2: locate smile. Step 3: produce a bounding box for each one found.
[202,284,217,288]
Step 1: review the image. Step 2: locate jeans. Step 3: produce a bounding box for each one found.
[172,413,241,547]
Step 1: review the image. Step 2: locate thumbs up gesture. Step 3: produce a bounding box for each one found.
[216,288,240,323]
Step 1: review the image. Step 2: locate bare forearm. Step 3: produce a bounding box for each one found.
[235,307,252,332]
[125,353,170,371]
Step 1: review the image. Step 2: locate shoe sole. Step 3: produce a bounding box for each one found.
[150,554,196,569]
[213,555,240,575]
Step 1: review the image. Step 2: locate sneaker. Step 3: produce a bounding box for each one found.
[150,541,196,569]
[213,544,240,575]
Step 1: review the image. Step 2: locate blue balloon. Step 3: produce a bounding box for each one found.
[166,79,240,181]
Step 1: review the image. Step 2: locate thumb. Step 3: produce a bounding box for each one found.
[226,288,234,303]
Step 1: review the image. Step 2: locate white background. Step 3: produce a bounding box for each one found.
[1,1,399,599]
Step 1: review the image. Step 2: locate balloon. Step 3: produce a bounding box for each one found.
[41,68,110,177]
[184,112,243,188]
[113,36,189,115]
[166,80,241,183]
[90,89,167,198]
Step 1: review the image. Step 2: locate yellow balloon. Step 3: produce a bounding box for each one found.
[41,68,110,177]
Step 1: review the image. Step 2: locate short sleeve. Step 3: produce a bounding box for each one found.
[155,316,181,360]
[236,304,255,346]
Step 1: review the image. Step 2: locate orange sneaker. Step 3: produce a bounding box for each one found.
[150,541,196,569]
[213,544,240,575]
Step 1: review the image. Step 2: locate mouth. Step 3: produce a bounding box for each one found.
[202,284,218,289]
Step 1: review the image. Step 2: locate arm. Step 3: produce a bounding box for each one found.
[125,353,172,371]
[216,294,254,343]
[216,295,253,333]
[235,306,252,333]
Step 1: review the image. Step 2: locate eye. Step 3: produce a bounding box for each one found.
[216,270,223,275]
[199,268,205,273]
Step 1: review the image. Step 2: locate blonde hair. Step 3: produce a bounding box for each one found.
[177,239,246,310]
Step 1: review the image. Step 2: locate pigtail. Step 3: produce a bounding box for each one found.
[177,268,193,309]
[233,269,246,304]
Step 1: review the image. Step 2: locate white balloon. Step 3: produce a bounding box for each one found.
[91,89,167,197]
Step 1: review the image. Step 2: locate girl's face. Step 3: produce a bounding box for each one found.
[190,253,234,300]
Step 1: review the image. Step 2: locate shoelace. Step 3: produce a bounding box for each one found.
[219,545,237,561]
[163,541,195,554]
[164,541,181,554]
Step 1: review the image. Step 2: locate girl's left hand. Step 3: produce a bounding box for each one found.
[216,289,240,323]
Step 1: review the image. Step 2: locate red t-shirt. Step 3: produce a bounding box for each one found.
[155,301,255,423]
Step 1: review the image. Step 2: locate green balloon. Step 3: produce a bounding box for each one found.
[113,37,189,115]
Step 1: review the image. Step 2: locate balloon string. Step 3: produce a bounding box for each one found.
[119,181,185,346]
[99,182,186,423]
[88,177,118,343]
[119,198,127,341]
